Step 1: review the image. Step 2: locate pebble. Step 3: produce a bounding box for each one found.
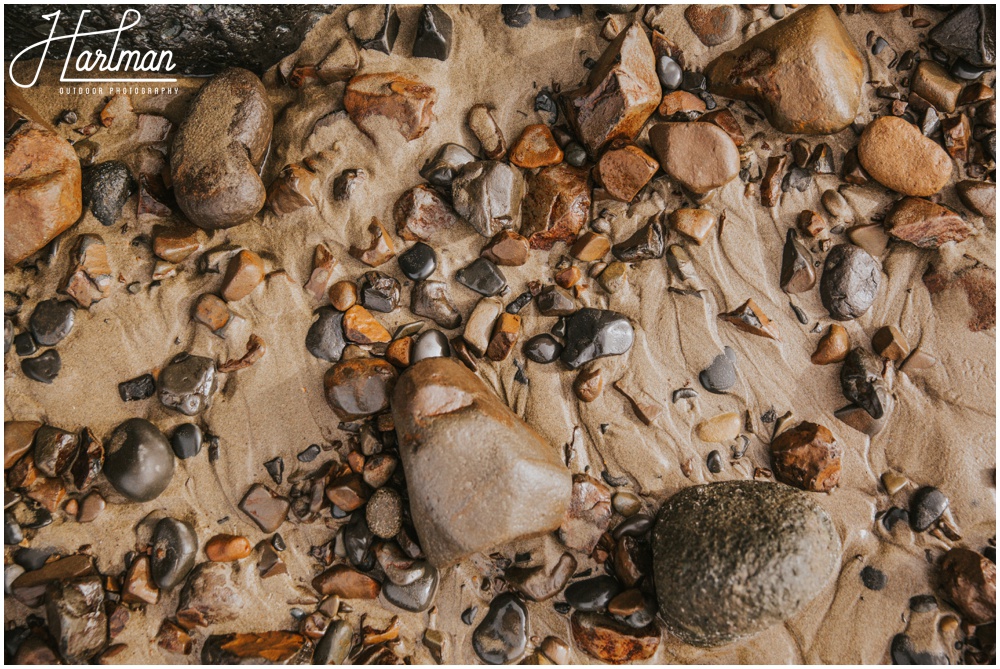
[391,358,571,566]
[560,474,613,553]
[472,593,528,664]
[509,124,563,169]
[382,560,440,612]
[871,325,909,361]
[507,553,577,602]
[595,142,658,202]
[170,423,202,459]
[344,72,436,142]
[910,486,949,532]
[560,308,635,369]
[564,142,587,167]
[856,116,952,196]
[695,412,741,443]
[314,619,353,665]
[306,307,347,362]
[456,257,507,296]
[151,517,198,590]
[956,180,996,217]
[343,304,391,344]
[570,612,659,663]
[463,297,502,355]
[573,367,604,403]
[563,24,659,155]
[684,5,738,46]
[705,5,863,134]
[811,323,850,365]
[565,575,622,612]
[82,160,135,226]
[884,197,971,249]
[719,299,781,340]
[205,534,252,562]
[153,226,202,264]
[669,208,717,245]
[4,318,12,353]
[75,491,106,522]
[398,242,437,281]
[657,55,683,90]
[360,271,400,313]
[410,329,451,363]
[411,281,462,329]
[313,564,381,599]
[45,575,107,662]
[420,144,475,188]
[32,426,78,477]
[570,231,610,262]
[297,444,320,462]
[501,5,531,28]
[820,244,881,321]
[860,565,887,591]
[939,547,996,625]
[523,334,563,364]
[29,299,75,346]
[481,230,529,267]
[840,348,888,420]
[239,483,289,532]
[118,373,156,401]
[889,632,948,665]
[522,164,590,250]
[158,354,218,416]
[394,185,460,241]
[770,421,842,492]
[649,122,740,194]
[911,60,962,113]
[201,631,311,664]
[451,161,524,237]
[412,4,453,61]
[611,219,664,261]
[365,487,403,539]
[104,418,175,502]
[325,358,398,420]
[61,233,113,308]
[536,285,576,317]
[779,229,816,294]
[652,481,841,646]
[706,450,724,473]
[699,346,737,394]
[909,594,937,613]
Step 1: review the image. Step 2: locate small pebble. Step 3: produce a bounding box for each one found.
[523,334,563,364]
[298,444,321,462]
[170,423,202,459]
[398,242,437,281]
[29,299,75,346]
[860,565,887,591]
[21,350,61,384]
[707,450,723,473]
[411,329,450,362]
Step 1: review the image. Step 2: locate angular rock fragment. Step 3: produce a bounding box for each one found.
[719,299,780,341]
[884,197,971,249]
[345,73,436,141]
[324,358,398,419]
[266,163,317,216]
[45,575,108,663]
[158,354,218,416]
[452,161,524,238]
[350,218,395,268]
[612,218,664,261]
[349,4,399,54]
[420,144,475,188]
[509,124,563,169]
[594,141,658,202]
[840,348,888,420]
[201,631,312,665]
[394,185,460,241]
[521,164,590,250]
[820,244,881,321]
[571,612,659,663]
[770,422,842,493]
[467,104,507,160]
[221,249,265,302]
[558,474,612,553]
[779,229,816,294]
[939,547,996,626]
[413,5,453,61]
[411,280,462,329]
[82,161,135,226]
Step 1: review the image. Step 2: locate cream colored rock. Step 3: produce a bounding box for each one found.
[695,412,741,443]
[463,297,503,356]
[857,116,952,197]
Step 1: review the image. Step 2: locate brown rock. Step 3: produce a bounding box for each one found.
[486,313,520,362]
[4,118,83,267]
[779,229,816,294]
[506,552,577,602]
[344,73,436,141]
[201,631,311,665]
[811,324,849,365]
[267,163,317,215]
[559,474,612,553]
[71,427,103,491]
[719,298,780,341]
[649,122,739,194]
[393,185,460,241]
[555,266,582,289]
[481,230,530,266]
[239,483,290,532]
[26,476,66,512]
[193,294,230,332]
[871,325,910,361]
[77,490,106,522]
[350,217,395,267]
[522,164,591,250]
[684,4,739,46]
[5,420,41,469]
[857,116,952,196]
[60,234,113,308]
[574,367,604,403]
[313,564,381,599]
[343,304,391,344]
[705,5,864,135]
[467,104,507,159]
[33,425,79,477]
[939,547,996,625]
[205,534,252,562]
[761,154,787,208]
[571,612,659,663]
[123,555,160,606]
[595,141,659,202]
[333,167,367,201]
[658,90,707,117]
[570,231,611,261]
[304,243,337,301]
[176,562,244,629]
[324,357,397,419]
[509,124,563,168]
[941,114,970,161]
[45,575,108,663]
[153,226,202,263]
[329,281,359,312]
[10,554,95,607]
[669,208,717,244]
[911,61,962,114]
[221,249,265,302]
[385,337,412,368]
[156,620,192,655]
[956,180,996,217]
[798,209,828,237]
[563,24,660,155]
[318,38,360,83]
[325,471,369,511]
[884,197,971,248]
[770,421,842,493]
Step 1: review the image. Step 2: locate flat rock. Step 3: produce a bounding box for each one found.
[884,197,972,248]
[652,481,841,646]
[856,116,952,197]
[560,308,635,369]
[451,161,524,238]
[394,185,461,241]
[201,632,311,665]
[391,358,571,567]
[177,562,245,629]
[324,358,398,420]
[684,5,739,46]
[649,122,739,194]
[706,5,864,134]
[158,354,218,416]
[345,72,436,141]
[571,612,659,663]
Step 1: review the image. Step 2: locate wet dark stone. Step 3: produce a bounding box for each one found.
[564,575,622,612]
[158,354,218,416]
[272,534,286,552]
[413,4,452,61]
[4,318,11,353]
[151,517,198,590]
[840,348,888,420]
[103,418,175,502]
[565,142,587,167]
[560,308,635,369]
[5,513,24,544]
[613,514,654,540]
[536,5,582,20]
[29,299,75,346]
[398,242,437,281]
[462,606,478,625]
[820,244,880,321]
[951,58,990,81]
[305,308,347,362]
[33,425,79,477]
[682,70,707,92]
[506,290,534,314]
[297,444,320,462]
[860,566,887,591]
[872,36,888,56]
[420,144,476,188]
[411,329,451,362]
[909,594,938,613]
[523,334,563,363]
[343,512,376,572]
[612,220,664,262]
[707,450,723,473]
[13,546,54,572]
[890,633,949,665]
[473,592,528,665]
[314,620,352,666]
[382,561,439,612]
[82,161,135,227]
[910,486,949,532]
[699,347,737,394]
[14,331,35,356]
[535,285,576,316]
[118,373,156,402]
[502,5,532,28]
[45,575,107,663]
[781,166,812,192]
[4,6,333,75]
[881,507,909,531]
[929,5,995,69]
[264,457,284,485]
[658,56,683,91]
[360,271,401,313]
[10,497,54,530]
[21,350,61,384]
[170,423,203,460]
[534,89,559,123]
[354,4,399,54]
[456,257,507,296]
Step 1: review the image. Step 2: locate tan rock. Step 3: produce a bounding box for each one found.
[911,61,962,114]
[594,142,659,202]
[847,224,889,257]
[391,358,571,566]
[770,421,842,493]
[570,231,612,261]
[5,420,41,469]
[871,325,910,361]
[669,208,717,244]
[393,185,460,241]
[684,4,739,46]
[884,197,971,248]
[811,324,849,365]
[205,534,252,562]
[486,313,520,362]
[857,116,952,197]
[342,305,391,344]
[555,266,582,289]
[60,234,113,308]
[957,180,996,217]
[193,294,231,332]
[385,336,412,368]
[467,104,507,159]
[941,114,971,161]
[329,280,359,311]
[649,122,739,194]
[221,249,265,302]
[563,24,660,154]
[463,297,503,356]
[266,163,317,215]
[304,243,337,301]
[344,73,436,141]
[350,217,395,267]
[559,474,612,553]
[509,124,563,168]
[573,367,603,403]
[123,555,159,606]
[522,164,591,250]
[696,412,741,443]
[706,5,864,134]
[761,155,787,208]
[481,230,530,266]
[699,108,745,146]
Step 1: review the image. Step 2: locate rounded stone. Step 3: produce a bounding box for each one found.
[820,244,881,321]
[305,307,347,362]
[410,329,450,363]
[157,354,218,416]
[151,517,198,590]
[473,592,528,664]
[657,55,682,91]
[365,487,403,539]
[21,350,61,384]
[698,346,737,394]
[397,242,437,281]
[314,619,353,665]
[523,333,563,364]
[170,423,203,460]
[103,418,176,502]
[857,116,952,197]
[648,122,739,194]
[382,560,439,613]
[651,480,841,647]
[29,299,75,347]
[564,575,622,612]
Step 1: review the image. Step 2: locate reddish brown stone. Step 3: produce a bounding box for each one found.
[595,142,658,202]
[312,564,381,599]
[509,124,563,168]
[60,234,113,308]
[156,620,192,655]
[939,547,996,625]
[71,427,106,491]
[486,313,520,362]
[761,155,787,208]
[238,483,289,532]
[574,367,603,403]
[563,24,660,155]
[324,357,398,419]
[571,612,659,663]
[221,249,265,302]
[385,336,412,368]
[871,325,910,361]
[350,217,395,267]
[522,164,591,251]
[342,305,391,344]
[811,323,850,365]
[205,534,252,562]
[658,90,706,117]
[941,114,970,161]
[201,631,311,664]
[267,163,317,215]
[153,226,202,263]
[884,197,971,248]
[344,73,436,141]
[798,209,828,237]
[25,476,65,512]
[329,280,359,311]
[770,421,842,493]
[4,420,40,469]
[10,554,95,607]
[218,333,266,373]
[393,185,460,241]
[481,230,530,266]
[570,232,611,262]
[325,472,369,511]
[699,108,745,146]
[304,243,336,301]
[467,104,507,160]
[122,555,159,606]
[555,266,582,289]
[669,208,717,244]
[193,294,230,332]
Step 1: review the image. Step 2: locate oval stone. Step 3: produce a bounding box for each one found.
[103,418,175,502]
[151,517,198,590]
[857,116,952,197]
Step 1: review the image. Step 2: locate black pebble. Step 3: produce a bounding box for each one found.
[881,506,909,531]
[272,533,286,552]
[264,457,284,485]
[502,5,532,28]
[890,633,948,664]
[909,594,937,612]
[104,418,175,502]
[206,433,220,462]
[82,161,136,226]
[506,290,534,314]
[707,450,723,474]
[29,299,75,346]
[398,242,437,281]
[13,546,54,571]
[21,349,61,384]
[14,332,37,356]
[171,423,203,459]
[298,444,321,462]
[473,593,528,665]
[860,565,887,591]
[872,36,888,56]
[5,512,23,545]
[343,512,376,571]
[534,89,558,123]
[564,575,622,612]
[910,486,949,532]
[461,606,478,625]
[119,373,156,401]
[412,4,453,61]
[150,517,198,590]
[360,271,400,313]
[456,258,507,296]
[523,334,563,363]
[356,4,399,54]
[681,70,706,92]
